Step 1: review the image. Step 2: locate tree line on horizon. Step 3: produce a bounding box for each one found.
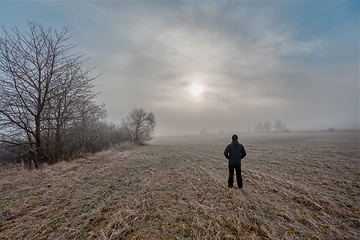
[252,119,289,132]
[0,22,155,170]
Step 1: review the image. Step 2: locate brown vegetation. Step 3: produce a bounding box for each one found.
[0,132,359,239]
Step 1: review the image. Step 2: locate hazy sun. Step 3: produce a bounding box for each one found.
[190,84,204,97]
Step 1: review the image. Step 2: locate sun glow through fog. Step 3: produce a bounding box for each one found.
[190,84,204,97]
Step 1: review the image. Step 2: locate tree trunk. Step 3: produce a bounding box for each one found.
[34,114,44,168]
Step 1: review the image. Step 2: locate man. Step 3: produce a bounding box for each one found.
[224,134,247,188]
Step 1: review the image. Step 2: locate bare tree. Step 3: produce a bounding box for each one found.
[121,107,156,145]
[43,66,99,162]
[253,122,264,132]
[0,22,101,168]
[70,101,107,153]
[200,128,208,135]
[253,121,272,132]
[274,119,289,132]
[263,121,272,132]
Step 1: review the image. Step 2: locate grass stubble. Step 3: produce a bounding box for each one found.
[0,132,359,239]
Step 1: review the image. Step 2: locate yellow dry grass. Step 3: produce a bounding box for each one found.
[0,132,359,239]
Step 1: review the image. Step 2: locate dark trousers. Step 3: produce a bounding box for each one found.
[228,164,243,188]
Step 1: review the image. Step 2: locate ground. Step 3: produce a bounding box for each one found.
[0,131,359,239]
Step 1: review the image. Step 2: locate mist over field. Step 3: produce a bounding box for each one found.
[1,0,359,136]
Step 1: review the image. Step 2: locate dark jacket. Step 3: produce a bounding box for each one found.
[224,140,246,166]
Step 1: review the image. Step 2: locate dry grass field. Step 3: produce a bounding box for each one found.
[0,131,359,239]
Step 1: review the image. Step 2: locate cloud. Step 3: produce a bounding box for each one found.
[73,1,356,134]
[2,0,357,135]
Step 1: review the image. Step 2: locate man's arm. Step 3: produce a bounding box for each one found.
[241,145,247,159]
[224,145,230,159]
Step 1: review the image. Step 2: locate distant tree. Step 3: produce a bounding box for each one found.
[200,128,208,135]
[263,121,272,132]
[253,123,263,132]
[253,121,271,132]
[274,119,289,132]
[121,107,156,145]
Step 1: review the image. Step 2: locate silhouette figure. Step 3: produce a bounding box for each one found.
[224,134,247,188]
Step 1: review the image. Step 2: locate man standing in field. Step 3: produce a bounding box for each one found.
[224,134,247,188]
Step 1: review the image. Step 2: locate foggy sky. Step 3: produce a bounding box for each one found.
[1,0,359,136]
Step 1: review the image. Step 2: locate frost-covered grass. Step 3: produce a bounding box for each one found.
[0,132,359,239]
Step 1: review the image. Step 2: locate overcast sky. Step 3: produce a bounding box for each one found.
[1,0,359,136]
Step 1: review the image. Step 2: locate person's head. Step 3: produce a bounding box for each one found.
[232,134,238,141]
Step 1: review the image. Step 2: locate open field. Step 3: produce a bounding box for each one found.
[0,131,359,239]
